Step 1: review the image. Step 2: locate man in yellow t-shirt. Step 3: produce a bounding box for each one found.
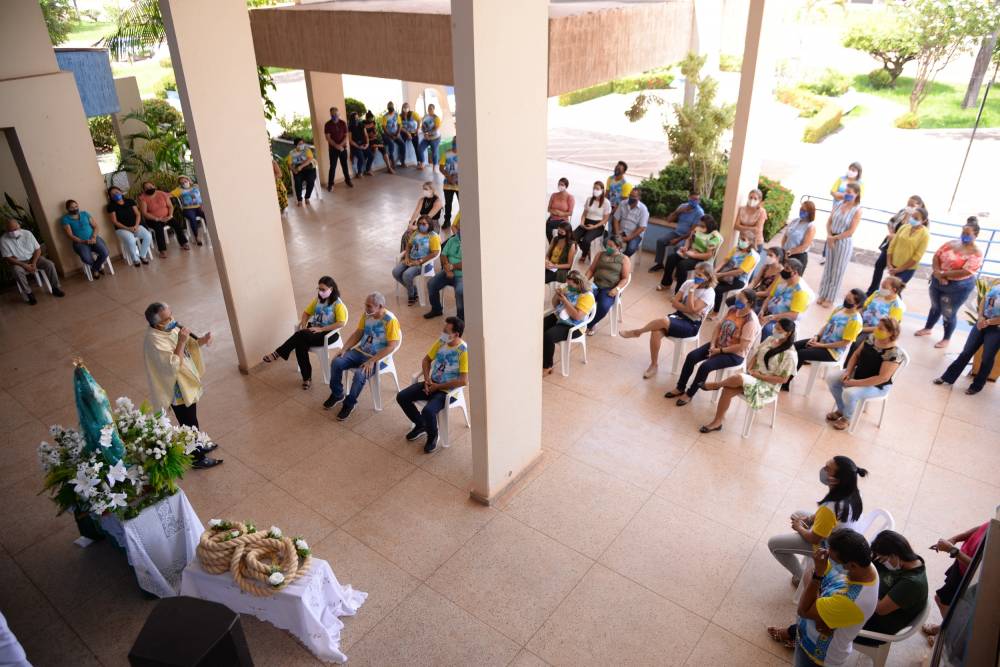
[395,316,469,453]
[324,292,401,421]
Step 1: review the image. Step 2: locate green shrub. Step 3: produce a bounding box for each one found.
[88,115,116,153]
[802,103,843,143]
[719,53,743,72]
[345,97,366,117]
[158,56,172,68]
[775,86,829,118]
[800,67,850,97]
[558,81,615,106]
[142,98,184,130]
[613,67,674,94]
[277,114,313,143]
[866,68,893,90]
[759,176,794,241]
[154,73,177,99]
[894,111,920,129]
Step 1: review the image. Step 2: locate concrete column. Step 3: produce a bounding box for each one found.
[159,0,297,371]
[720,0,776,245]
[305,71,346,188]
[686,0,723,107]
[451,0,546,503]
[112,76,145,187]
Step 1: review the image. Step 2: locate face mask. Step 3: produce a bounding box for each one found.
[144,188,155,195]
[164,320,179,331]
[765,255,777,266]
[365,308,377,317]
[68,208,79,215]
[844,193,856,202]
[873,328,890,341]
[604,245,616,255]
[318,288,332,299]
[905,206,915,214]
[780,269,792,280]
[629,198,639,206]
[748,199,759,208]
[693,276,706,285]
[689,199,699,207]
[878,287,893,298]
[331,113,339,120]
[558,184,567,192]
[112,193,123,202]
[819,467,832,485]
[737,239,749,250]
[10,230,21,238]
[387,107,394,113]
[593,189,603,197]
[423,189,432,196]
[731,300,746,310]
[799,210,808,220]
[842,298,855,310]
[961,234,974,244]
[418,224,429,233]
[847,169,858,179]
[879,557,899,571]
[296,144,305,151]
[909,217,921,227]
[179,182,190,189]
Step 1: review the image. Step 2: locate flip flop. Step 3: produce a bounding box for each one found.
[766,627,795,649]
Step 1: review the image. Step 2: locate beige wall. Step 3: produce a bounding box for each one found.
[160,0,297,371]
[0,0,59,81]
[0,132,30,209]
[112,76,146,185]
[452,0,547,502]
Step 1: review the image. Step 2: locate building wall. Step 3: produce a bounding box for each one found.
[0,133,30,210]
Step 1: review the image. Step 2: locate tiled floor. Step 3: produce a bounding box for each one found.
[1,162,998,666]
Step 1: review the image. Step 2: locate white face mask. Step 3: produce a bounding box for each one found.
[878,288,892,298]
[847,169,859,179]
[747,199,759,208]
[593,189,602,197]
[439,333,453,344]
[879,557,899,571]
[765,255,777,265]
[557,184,567,192]
[10,230,21,238]
[318,288,332,299]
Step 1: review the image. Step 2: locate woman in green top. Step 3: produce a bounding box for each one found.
[657,214,722,291]
[585,234,631,335]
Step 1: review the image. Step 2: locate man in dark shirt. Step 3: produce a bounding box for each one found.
[348,111,369,179]
[323,106,352,191]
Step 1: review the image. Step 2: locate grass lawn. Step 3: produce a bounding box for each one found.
[112,58,174,99]
[853,75,1000,129]
[65,20,114,47]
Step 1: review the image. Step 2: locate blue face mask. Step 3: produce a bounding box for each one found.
[909,217,921,227]
[844,193,856,202]
[693,276,706,285]
[689,199,700,207]
[731,300,746,310]
[799,210,808,220]
[961,234,974,244]
[164,320,179,331]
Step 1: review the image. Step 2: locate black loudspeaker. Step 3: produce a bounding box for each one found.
[128,596,254,667]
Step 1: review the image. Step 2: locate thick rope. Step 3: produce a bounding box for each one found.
[197,524,312,596]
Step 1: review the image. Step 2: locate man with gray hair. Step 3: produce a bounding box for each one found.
[1,218,64,305]
[323,292,402,421]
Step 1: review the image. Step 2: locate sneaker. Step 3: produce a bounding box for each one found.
[323,393,343,410]
[406,425,427,441]
[423,435,438,453]
[423,310,443,319]
[192,457,223,469]
[336,402,356,421]
[647,263,663,273]
[26,293,37,305]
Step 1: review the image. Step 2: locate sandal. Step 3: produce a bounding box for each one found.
[642,365,658,379]
[766,626,795,650]
[586,329,595,336]
[825,410,843,422]
[302,379,311,390]
[914,328,932,337]
[262,352,280,363]
[831,417,850,431]
[934,339,950,349]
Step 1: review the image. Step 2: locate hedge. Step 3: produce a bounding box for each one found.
[558,67,674,106]
[775,86,829,118]
[759,176,794,241]
[345,97,366,117]
[88,115,116,154]
[802,103,842,143]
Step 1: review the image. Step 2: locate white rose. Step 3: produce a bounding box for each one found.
[268,572,285,586]
[230,530,240,538]
[208,519,222,527]
[295,539,309,551]
[268,526,282,538]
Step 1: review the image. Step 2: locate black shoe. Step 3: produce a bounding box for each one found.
[965,386,983,395]
[648,263,664,273]
[323,393,343,410]
[52,288,65,297]
[347,181,354,188]
[932,377,948,385]
[423,435,438,453]
[198,443,219,454]
[336,402,356,421]
[26,293,37,305]
[406,425,427,441]
[423,310,443,319]
[192,457,223,469]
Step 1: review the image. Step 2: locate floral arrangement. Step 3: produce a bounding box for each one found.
[38,397,212,521]
[198,519,312,595]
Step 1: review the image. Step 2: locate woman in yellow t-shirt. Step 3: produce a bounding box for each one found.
[767,455,868,585]
[543,270,596,375]
[545,221,577,283]
[263,276,348,389]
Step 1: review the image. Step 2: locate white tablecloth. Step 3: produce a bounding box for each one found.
[98,489,203,598]
[180,558,367,664]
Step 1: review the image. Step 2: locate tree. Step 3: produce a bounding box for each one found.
[102,0,279,120]
[40,0,77,46]
[842,9,919,86]
[626,55,734,198]
[961,31,999,108]
[906,0,1000,114]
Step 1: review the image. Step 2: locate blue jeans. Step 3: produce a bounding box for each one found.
[941,324,1000,391]
[392,262,423,299]
[624,236,642,257]
[418,138,440,165]
[793,644,815,667]
[72,237,109,273]
[384,134,406,164]
[665,315,700,338]
[676,343,744,397]
[427,271,464,320]
[926,276,976,340]
[329,348,375,408]
[827,374,890,419]
[181,207,205,239]
[589,286,617,330]
[351,147,368,175]
[115,227,152,264]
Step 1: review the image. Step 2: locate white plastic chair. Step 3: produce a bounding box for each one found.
[736,391,779,438]
[409,371,470,448]
[558,305,597,377]
[610,273,632,337]
[852,508,895,542]
[395,252,437,307]
[803,353,847,395]
[15,269,51,298]
[117,234,152,266]
[80,254,115,281]
[710,360,747,404]
[350,330,402,412]
[854,600,930,667]
[292,314,347,385]
[668,317,707,375]
[847,349,910,433]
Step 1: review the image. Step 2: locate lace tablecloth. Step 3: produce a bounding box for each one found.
[180,558,367,664]
[98,489,203,598]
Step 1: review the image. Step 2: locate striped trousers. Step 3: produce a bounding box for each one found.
[818,237,852,302]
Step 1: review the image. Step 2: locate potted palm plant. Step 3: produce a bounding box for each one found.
[963,277,1000,382]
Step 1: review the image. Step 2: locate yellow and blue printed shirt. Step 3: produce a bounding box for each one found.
[427,339,469,384]
[557,288,596,326]
[766,279,812,316]
[408,232,442,261]
[604,176,633,208]
[797,562,879,666]
[440,151,459,190]
[720,246,759,279]
[170,185,203,209]
[983,281,1000,319]
[303,298,348,328]
[353,311,401,357]
[860,293,905,328]
[817,308,863,360]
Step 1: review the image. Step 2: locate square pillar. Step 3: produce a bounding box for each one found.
[112,76,145,186]
[720,0,777,244]
[451,0,547,503]
[305,71,346,188]
[160,0,297,371]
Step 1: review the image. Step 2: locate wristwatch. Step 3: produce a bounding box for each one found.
[948,546,960,558]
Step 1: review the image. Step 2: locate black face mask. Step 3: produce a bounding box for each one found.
[780,269,792,280]
[843,299,855,309]
[144,188,155,195]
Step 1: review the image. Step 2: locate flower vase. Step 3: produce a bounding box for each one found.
[74,511,106,541]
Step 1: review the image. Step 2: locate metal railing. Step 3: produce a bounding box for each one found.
[800,195,999,279]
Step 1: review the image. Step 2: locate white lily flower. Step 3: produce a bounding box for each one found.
[106,491,128,510]
[106,460,128,486]
[71,469,100,499]
[99,425,114,449]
